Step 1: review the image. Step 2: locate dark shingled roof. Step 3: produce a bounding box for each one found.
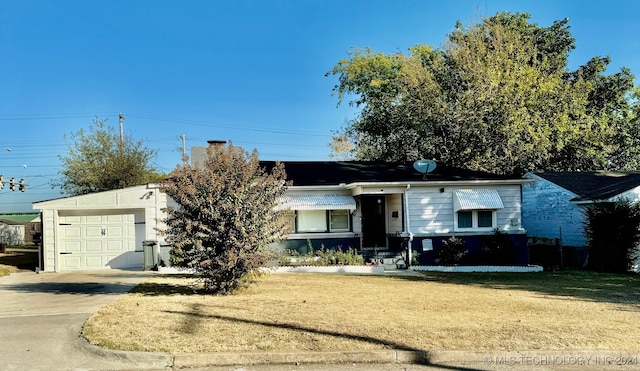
[260,161,514,186]
[534,171,640,201]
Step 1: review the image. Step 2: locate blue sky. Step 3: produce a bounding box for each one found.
[1,0,639,212]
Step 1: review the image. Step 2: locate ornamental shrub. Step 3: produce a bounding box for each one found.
[437,236,467,265]
[584,199,640,273]
[160,142,288,294]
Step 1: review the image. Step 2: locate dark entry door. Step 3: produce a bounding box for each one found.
[361,196,387,247]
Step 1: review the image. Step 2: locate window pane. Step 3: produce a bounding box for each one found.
[297,210,327,232]
[330,210,349,231]
[281,211,295,233]
[458,211,472,228]
[478,210,493,228]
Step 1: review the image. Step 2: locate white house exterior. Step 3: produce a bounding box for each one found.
[33,184,170,272]
[279,182,525,247]
[33,161,530,272]
[265,161,530,266]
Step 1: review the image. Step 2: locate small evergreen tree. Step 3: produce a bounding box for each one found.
[437,236,467,265]
[160,143,288,294]
[584,199,640,273]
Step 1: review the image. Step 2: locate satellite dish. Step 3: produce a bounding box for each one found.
[413,159,437,174]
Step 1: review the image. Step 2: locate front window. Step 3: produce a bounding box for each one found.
[457,211,473,228]
[456,210,496,230]
[281,211,295,233]
[294,209,351,233]
[297,210,327,232]
[329,210,350,231]
[477,210,493,228]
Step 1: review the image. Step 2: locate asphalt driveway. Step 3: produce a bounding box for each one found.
[0,269,170,370]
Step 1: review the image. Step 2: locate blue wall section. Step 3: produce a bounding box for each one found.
[410,234,529,265]
[274,233,528,265]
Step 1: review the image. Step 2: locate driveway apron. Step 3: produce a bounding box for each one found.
[0,269,166,370]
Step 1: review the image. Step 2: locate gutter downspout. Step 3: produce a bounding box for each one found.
[404,184,413,268]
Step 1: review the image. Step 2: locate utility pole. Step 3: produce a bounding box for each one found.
[180,134,187,164]
[119,113,125,145]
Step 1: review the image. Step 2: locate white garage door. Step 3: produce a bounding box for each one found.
[59,213,143,271]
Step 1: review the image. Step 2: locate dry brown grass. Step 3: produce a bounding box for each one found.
[83,272,640,354]
[0,264,17,277]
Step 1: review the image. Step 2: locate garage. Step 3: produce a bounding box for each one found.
[58,212,142,270]
[33,184,169,272]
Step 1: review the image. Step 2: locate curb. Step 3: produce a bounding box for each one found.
[412,265,544,273]
[173,349,427,368]
[425,350,640,368]
[273,266,385,274]
[78,339,640,369]
[76,336,173,369]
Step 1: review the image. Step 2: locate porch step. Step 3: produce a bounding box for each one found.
[380,258,407,271]
[362,249,407,270]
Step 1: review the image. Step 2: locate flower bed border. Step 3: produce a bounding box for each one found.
[273,265,385,274]
[411,265,543,273]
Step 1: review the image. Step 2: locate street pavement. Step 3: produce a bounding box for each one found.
[0,269,638,371]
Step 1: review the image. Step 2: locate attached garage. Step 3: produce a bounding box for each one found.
[33,184,169,272]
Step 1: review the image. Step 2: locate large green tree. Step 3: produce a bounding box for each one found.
[327,12,637,174]
[56,118,163,195]
[160,143,288,294]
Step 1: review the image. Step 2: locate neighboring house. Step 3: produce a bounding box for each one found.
[263,161,530,266]
[522,171,640,267]
[33,184,171,272]
[33,159,530,272]
[0,213,41,246]
[0,220,25,246]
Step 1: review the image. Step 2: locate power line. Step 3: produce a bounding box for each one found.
[0,112,334,137]
[119,113,333,137]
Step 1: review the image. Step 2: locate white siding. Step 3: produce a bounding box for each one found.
[407,185,523,235]
[408,188,453,234]
[42,209,56,272]
[522,174,586,247]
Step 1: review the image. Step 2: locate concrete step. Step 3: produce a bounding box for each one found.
[380,258,407,271]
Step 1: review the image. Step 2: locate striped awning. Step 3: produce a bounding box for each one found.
[453,189,504,211]
[277,194,356,211]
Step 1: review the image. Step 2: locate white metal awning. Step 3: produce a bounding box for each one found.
[453,189,504,211]
[277,194,356,211]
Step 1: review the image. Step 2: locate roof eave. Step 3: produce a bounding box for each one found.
[346,179,532,189]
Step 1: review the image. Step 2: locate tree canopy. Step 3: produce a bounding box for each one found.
[327,12,638,174]
[160,143,288,294]
[56,118,163,195]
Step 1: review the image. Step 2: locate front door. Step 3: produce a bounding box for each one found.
[361,196,387,247]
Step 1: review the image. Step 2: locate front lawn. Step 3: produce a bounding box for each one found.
[83,271,640,354]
